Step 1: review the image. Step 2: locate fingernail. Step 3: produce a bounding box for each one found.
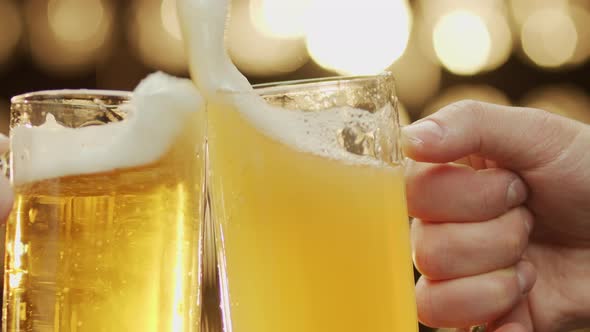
[506,178,527,208]
[523,210,534,234]
[516,261,536,294]
[402,120,445,146]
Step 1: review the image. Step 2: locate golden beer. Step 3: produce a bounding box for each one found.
[3,81,205,332]
[207,75,418,332]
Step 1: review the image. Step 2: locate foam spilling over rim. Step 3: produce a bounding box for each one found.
[227,93,392,167]
[176,0,395,168]
[11,72,204,185]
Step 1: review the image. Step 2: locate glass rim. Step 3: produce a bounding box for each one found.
[11,89,132,105]
[249,71,395,95]
[10,71,396,104]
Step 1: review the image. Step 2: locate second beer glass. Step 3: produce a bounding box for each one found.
[207,73,418,332]
[3,88,206,332]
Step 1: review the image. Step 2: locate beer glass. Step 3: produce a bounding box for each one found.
[207,72,418,332]
[3,90,205,332]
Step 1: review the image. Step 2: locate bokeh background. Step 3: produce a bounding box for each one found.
[0,0,589,135]
[0,0,589,331]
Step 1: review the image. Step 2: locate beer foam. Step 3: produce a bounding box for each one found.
[230,94,389,166]
[11,72,204,185]
[177,0,252,96]
[177,0,391,166]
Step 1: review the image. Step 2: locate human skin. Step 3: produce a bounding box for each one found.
[403,100,590,332]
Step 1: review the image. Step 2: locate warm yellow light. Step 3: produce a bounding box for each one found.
[433,10,491,75]
[227,0,309,77]
[423,84,510,117]
[389,40,441,110]
[306,0,412,75]
[27,0,113,75]
[8,196,27,289]
[482,10,513,71]
[128,0,187,74]
[521,9,577,68]
[510,0,568,27]
[172,184,186,331]
[250,0,311,39]
[48,0,105,43]
[568,4,590,66]
[0,1,22,67]
[161,0,182,40]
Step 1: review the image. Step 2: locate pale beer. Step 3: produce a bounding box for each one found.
[3,74,205,332]
[207,75,418,332]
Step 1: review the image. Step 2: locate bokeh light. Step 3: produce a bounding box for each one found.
[521,8,578,68]
[0,1,23,70]
[227,0,309,78]
[521,85,590,124]
[26,0,114,75]
[567,4,590,66]
[128,0,187,74]
[250,0,310,39]
[306,0,412,75]
[481,10,513,71]
[423,84,511,118]
[389,39,441,111]
[48,0,104,42]
[509,0,568,27]
[432,10,491,75]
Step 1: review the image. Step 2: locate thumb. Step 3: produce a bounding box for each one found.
[402,100,582,170]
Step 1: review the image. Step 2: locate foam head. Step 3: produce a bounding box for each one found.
[11,72,204,185]
[177,0,252,96]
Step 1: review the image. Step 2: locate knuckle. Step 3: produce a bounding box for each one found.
[490,272,520,313]
[448,99,487,118]
[415,278,438,327]
[413,228,448,279]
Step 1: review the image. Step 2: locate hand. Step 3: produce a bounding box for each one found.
[402,101,590,332]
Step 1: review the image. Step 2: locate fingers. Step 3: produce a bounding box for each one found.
[401,100,582,169]
[406,161,528,222]
[416,261,537,328]
[489,298,534,332]
[412,207,533,280]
